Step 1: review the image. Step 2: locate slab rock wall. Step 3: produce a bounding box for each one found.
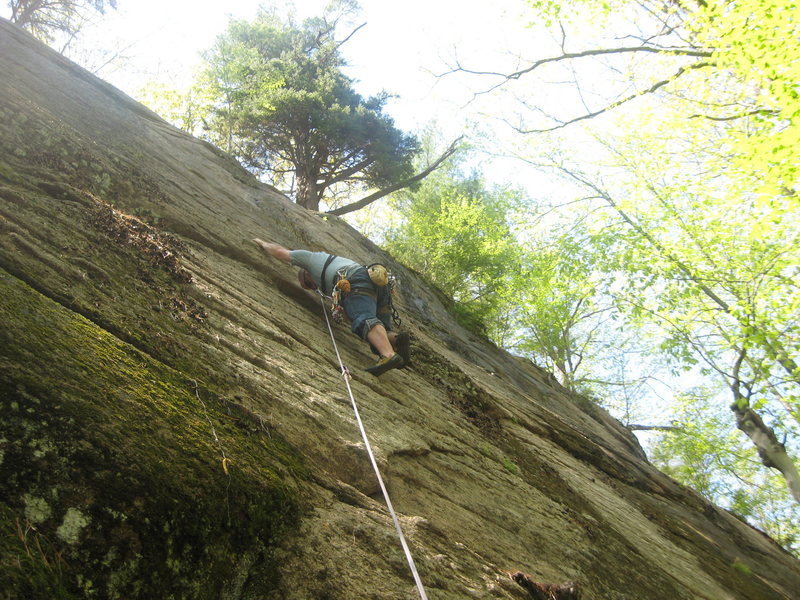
[1,18,798,600]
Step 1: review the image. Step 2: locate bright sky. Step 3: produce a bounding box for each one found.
[1,0,594,191]
[20,0,539,139]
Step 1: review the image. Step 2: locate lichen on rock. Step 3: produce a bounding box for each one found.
[56,508,90,545]
[23,494,52,525]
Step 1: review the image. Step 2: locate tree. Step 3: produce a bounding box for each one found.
[529,136,800,503]
[513,226,660,403]
[435,0,800,512]
[8,0,117,44]
[384,144,662,416]
[451,0,800,504]
[511,220,617,392]
[136,80,215,136]
[385,154,524,338]
[497,204,667,421]
[198,9,435,213]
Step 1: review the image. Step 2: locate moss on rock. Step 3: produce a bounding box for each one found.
[0,271,304,599]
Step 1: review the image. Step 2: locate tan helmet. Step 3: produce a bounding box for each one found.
[367,264,389,286]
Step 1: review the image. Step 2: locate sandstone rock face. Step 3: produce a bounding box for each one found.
[1,18,798,600]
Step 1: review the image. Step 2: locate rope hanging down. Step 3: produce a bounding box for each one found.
[317,292,429,600]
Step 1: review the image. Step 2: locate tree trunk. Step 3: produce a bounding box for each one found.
[296,170,321,212]
[730,396,800,504]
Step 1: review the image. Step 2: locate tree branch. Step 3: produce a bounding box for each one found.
[516,61,713,134]
[441,45,712,95]
[321,156,374,187]
[626,424,683,432]
[326,136,463,216]
[689,108,779,122]
[335,22,366,51]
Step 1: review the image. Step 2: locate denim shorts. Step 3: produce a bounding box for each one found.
[341,267,392,339]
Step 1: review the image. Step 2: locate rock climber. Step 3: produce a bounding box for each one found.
[253,238,410,376]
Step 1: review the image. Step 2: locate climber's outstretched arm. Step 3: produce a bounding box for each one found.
[253,238,291,264]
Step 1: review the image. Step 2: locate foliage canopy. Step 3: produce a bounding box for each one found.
[385,154,523,338]
[503,0,800,512]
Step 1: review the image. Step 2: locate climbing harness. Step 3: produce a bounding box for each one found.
[317,291,428,600]
[329,268,351,324]
[326,263,402,328]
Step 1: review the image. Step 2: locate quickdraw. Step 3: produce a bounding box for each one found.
[330,269,351,323]
[331,304,345,323]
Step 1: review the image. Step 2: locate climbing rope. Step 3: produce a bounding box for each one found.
[317,292,429,600]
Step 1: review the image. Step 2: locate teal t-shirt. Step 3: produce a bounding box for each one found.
[289,250,359,294]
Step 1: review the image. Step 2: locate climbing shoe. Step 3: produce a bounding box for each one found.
[395,332,411,369]
[365,353,404,377]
